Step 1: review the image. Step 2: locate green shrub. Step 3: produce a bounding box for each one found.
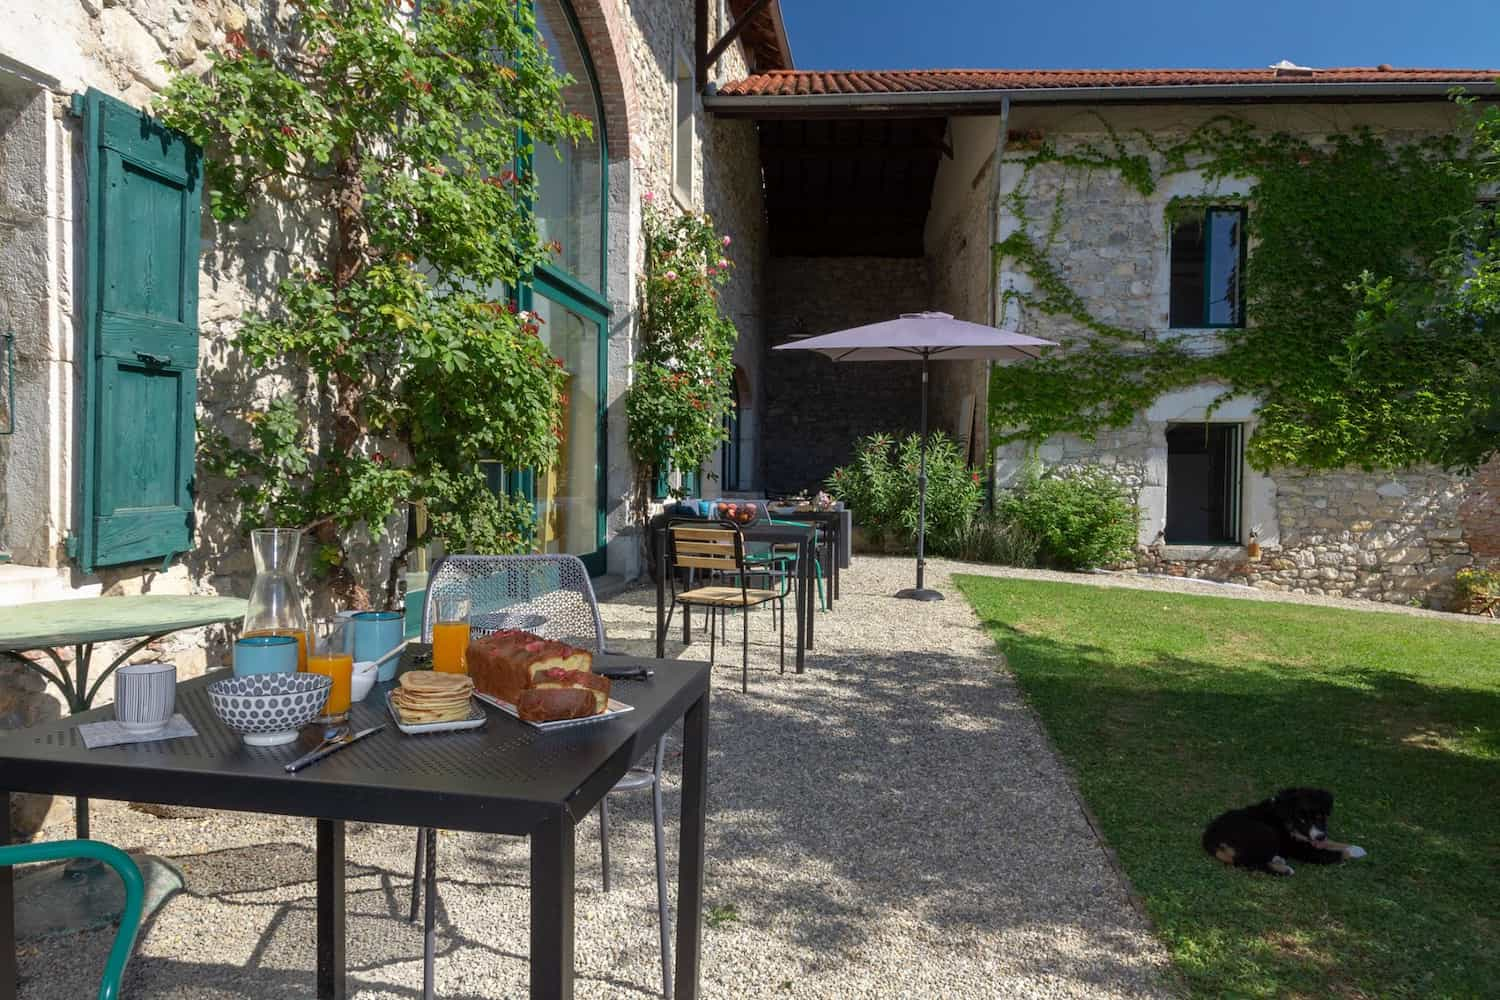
[826,432,983,556]
[955,514,1042,567]
[1453,566,1500,615]
[997,464,1139,570]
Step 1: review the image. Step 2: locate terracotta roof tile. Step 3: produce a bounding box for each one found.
[718,67,1500,98]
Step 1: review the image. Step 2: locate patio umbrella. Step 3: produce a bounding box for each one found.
[773,312,1055,601]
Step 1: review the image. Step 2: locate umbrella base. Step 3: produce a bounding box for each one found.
[894,587,944,602]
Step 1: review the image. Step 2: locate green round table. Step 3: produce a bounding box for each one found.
[0,594,246,836]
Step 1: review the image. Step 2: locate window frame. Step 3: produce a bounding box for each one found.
[1163,422,1245,545]
[1168,206,1248,330]
[513,0,612,573]
[671,44,695,208]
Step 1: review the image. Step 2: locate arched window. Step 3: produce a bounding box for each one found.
[525,0,610,573]
[722,378,741,491]
[533,0,605,295]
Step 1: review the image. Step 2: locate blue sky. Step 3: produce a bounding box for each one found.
[779,0,1500,72]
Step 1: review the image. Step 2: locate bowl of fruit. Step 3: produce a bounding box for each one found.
[715,502,757,525]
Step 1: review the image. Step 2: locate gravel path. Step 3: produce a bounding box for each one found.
[18,556,1178,999]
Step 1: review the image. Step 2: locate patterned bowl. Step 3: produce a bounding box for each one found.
[208,672,332,747]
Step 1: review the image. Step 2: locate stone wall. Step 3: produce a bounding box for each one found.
[983,102,1494,608]
[589,0,765,573]
[762,257,931,494]
[0,0,768,591]
[925,115,1000,466]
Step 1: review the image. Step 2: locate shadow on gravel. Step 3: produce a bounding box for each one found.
[601,583,1162,991]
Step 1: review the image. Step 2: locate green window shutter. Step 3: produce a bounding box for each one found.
[74,89,202,573]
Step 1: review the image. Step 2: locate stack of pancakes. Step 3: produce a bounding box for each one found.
[390,670,473,724]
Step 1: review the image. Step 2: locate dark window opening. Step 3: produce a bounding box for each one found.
[1165,423,1243,544]
[721,381,741,491]
[1170,208,1245,328]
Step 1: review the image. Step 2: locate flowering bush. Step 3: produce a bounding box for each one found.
[826,432,983,556]
[159,0,582,603]
[626,199,739,502]
[1453,566,1500,615]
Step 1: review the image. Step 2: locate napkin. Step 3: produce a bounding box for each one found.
[79,714,198,749]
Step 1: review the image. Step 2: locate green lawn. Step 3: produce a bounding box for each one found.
[955,575,1500,1000]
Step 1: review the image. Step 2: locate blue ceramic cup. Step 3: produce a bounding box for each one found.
[233,634,299,676]
[352,611,404,681]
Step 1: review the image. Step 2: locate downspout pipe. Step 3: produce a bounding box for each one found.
[984,96,1011,510]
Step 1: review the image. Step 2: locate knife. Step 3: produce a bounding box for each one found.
[596,666,653,681]
[285,725,385,773]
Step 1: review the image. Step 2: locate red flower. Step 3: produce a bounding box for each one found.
[373,452,386,464]
[280,125,297,137]
[972,472,980,482]
[225,30,247,50]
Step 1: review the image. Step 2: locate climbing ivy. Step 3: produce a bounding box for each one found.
[990,112,1492,472]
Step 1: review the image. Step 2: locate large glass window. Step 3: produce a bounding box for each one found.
[1169,208,1245,328]
[530,292,603,558]
[526,0,609,573]
[534,0,604,293]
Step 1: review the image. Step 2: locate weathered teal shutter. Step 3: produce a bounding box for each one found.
[72,89,201,572]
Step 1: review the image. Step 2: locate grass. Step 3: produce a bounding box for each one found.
[954,576,1500,1000]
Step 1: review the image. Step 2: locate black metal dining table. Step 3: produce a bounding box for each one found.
[653,518,818,672]
[0,652,711,1000]
[764,508,845,604]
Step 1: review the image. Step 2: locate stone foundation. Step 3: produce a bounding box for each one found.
[1134,465,1483,608]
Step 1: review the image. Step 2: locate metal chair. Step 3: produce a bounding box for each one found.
[407,554,673,999]
[0,840,144,1000]
[668,522,786,693]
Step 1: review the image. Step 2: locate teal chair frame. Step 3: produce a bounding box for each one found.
[0,840,144,1000]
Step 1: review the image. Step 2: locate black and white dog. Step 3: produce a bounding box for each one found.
[1202,787,1367,876]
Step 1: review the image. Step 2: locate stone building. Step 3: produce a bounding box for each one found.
[710,68,1500,607]
[3,6,1499,647]
[0,0,790,613]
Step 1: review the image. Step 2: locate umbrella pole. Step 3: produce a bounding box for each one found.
[896,352,944,601]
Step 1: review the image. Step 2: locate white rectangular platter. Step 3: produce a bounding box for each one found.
[385,692,488,735]
[473,691,634,731]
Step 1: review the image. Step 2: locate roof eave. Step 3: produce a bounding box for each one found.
[706,80,1498,117]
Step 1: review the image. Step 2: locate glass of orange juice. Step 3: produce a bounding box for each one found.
[307,618,353,724]
[431,595,471,674]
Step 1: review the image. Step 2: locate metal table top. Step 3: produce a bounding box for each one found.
[0,652,710,835]
[0,595,246,650]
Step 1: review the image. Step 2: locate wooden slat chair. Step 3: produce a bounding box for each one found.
[668,521,785,693]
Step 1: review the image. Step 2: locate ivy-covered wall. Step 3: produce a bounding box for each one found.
[984,102,1492,608]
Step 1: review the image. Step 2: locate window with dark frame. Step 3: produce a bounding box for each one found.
[1169,207,1246,328]
[1164,423,1243,545]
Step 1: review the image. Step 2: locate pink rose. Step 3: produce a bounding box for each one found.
[643,191,655,204]
[722,235,731,246]
[664,270,678,281]
[718,258,729,268]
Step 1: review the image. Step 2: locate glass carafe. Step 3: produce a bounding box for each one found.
[243,528,309,671]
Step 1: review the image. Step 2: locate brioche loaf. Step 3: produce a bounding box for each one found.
[466,629,609,722]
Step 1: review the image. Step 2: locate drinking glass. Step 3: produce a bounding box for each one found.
[307,619,353,724]
[431,595,471,674]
